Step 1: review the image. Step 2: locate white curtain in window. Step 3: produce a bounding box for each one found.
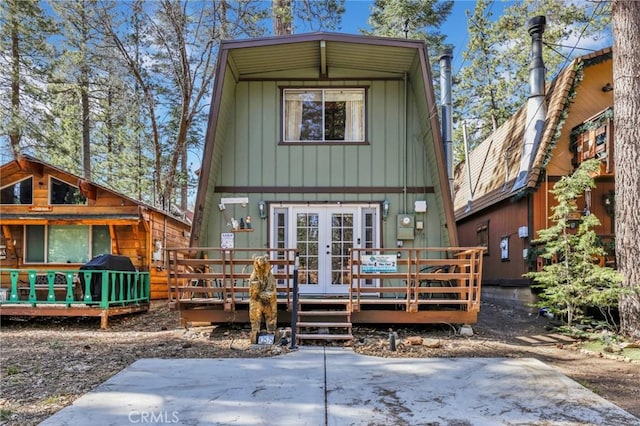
[285,99,303,141]
[345,99,363,141]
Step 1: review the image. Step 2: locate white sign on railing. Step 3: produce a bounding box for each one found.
[361,255,397,273]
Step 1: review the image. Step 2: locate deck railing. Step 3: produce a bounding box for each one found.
[349,247,484,313]
[166,247,299,310]
[0,269,150,309]
[165,246,484,315]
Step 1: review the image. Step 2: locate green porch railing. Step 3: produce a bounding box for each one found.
[1,269,150,309]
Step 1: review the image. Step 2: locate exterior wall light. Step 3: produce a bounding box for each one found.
[258,200,267,219]
[603,191,615,216]
[382,200,390,221]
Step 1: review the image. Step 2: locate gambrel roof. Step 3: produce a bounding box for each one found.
[453,47,613,219]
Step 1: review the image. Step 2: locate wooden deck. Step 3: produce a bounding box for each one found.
[0,269,150,329]
[167,247,484,343]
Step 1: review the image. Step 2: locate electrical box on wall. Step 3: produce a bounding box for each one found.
[397,214,415,240]
[518,226,529,238]
[414,200,427,213]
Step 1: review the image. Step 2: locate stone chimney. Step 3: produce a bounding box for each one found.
[512,16,547,191]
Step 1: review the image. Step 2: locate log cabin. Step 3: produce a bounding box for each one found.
[0,156,192,327]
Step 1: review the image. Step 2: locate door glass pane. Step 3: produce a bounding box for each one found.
[25,225,45,262]
[49,225,89,263]
[297,213,318,285]
[362,209,376,286]
[330,213,353,285]
[273,210,288,285]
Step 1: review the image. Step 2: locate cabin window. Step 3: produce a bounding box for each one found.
[283,88,365,142]
[570,107,613,174]
[50,177,87,205]
[476,222,489,255]
[24,225,111,263]
[500,236,510,261]
[1,177,33,205]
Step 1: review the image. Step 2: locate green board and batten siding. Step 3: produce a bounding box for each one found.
[193,34,455,251]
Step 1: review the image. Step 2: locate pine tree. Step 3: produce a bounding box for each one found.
[365,0,452,47]
[272,0,344,35]
[454,0,611,158]
[526,159,623,328]
[0,0,57,160]
[47,1,105,179]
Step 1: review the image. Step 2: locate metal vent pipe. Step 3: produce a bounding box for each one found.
[513,16,547,191]
[438,48,454,196]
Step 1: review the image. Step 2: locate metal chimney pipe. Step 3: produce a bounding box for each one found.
[512,16,547,191]
[439,48,454,196]
[528,16,546,98]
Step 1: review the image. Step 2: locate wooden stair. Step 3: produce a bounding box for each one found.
[295,299,353,345]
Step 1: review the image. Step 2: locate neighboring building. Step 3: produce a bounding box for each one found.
[453,43,614,289]
[0,155,191,299]
[176,32,484,331]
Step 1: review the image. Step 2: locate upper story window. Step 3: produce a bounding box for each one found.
[50,177,87,205]
[283,88,365,143]
[1,177,33,204]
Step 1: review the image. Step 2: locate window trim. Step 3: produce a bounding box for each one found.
[1,176,33,205]
[279,86,369,145]
[23,224,111,264]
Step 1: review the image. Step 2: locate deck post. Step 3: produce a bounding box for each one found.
[100,310,109,329]
[290,254,299,349]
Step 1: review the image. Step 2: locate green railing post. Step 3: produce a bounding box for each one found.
[65,272,75,306]
[9,270,19,301]
[28,271,37,305]
[46,271,56,302]
[144,273,150,299]
[132,273,138,300]
[100,271,109,309]
[83,271,93,303]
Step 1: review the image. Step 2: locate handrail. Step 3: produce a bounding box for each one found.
[163,246,483,315]
[349,247,484,312]
[0,268,150,308]
[165,248,299,310]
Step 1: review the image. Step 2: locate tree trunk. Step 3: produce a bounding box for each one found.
[181,144,188,211]
[9,1,21,159]
[613,0,640,338]
[81,6,91,179]
[273,0,292,35]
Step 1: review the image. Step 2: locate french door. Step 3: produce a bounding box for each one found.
[272,204,378,295]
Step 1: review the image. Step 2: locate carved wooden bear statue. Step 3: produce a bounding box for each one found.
[249,254,277,344]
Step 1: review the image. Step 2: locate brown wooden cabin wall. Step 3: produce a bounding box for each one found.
[0,225,23,270]
[457,198,529,286]
[147,211,190,300]
[532,176,615,240]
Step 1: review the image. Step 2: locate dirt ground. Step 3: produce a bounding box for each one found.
[1,298,638,425]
